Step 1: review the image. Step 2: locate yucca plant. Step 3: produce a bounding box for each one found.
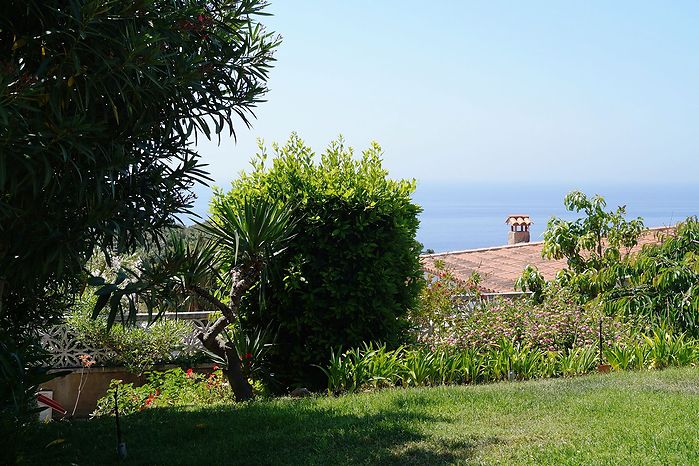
[92,198,296,401]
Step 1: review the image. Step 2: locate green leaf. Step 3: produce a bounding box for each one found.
[92,293,110,320]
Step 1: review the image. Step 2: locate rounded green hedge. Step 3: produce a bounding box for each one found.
[212,134,423,389]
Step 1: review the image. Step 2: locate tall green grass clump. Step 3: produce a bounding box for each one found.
[322,332,698,394]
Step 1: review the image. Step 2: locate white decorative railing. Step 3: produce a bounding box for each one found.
[40,312,214,369]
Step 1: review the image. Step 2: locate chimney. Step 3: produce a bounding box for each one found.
[505,214,531,245]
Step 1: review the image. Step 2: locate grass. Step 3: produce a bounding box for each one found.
[22,367,699,465]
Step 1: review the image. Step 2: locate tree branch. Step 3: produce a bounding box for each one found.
[198,315,229,352]
[190,284,236,322]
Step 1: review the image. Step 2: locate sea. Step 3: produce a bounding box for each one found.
[191,182,699,254]
[413,182,699,252]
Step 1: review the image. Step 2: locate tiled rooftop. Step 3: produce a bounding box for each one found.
[421,226,675,293]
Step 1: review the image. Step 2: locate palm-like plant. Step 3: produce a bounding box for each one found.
[193,199,296,400]
[92,198,296,401]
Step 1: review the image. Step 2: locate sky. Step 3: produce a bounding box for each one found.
[192,1,699,213]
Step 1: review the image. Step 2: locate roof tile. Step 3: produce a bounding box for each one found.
[422,226,674,293]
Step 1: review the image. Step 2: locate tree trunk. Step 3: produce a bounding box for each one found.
[223,343,254,401]
[197,325,254,402]
[192,263,262,402]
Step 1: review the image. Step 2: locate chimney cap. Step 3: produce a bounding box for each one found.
[505,214,532,226]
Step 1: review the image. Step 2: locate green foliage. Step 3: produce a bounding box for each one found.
[0,0,278,334]
[602,328,696,371]
[603,345,646,371]
[203,198,298,267]
[93,367,231,417]
[212,134,423,389]
[66,306,193,373]
[601,218,699,336]
[523,192,699,336]
[0,331,68,464]
[537,192,699,336]
[409,260,480,339]
[540,191,644,299]
[642,327,696,369]
[515,264,547,303]
[322,331,698,394]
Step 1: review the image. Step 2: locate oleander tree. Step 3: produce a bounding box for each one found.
[0,0,279,336]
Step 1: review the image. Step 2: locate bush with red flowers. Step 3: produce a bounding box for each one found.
[94,366,231,417]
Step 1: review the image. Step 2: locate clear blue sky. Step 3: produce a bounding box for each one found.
[195,1,699,197]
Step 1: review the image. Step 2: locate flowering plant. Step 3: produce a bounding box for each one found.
[93,366,230,417]
[410,260,481,342]
[449,288,631,351]
[414,266,633,352]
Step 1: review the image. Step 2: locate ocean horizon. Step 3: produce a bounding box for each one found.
[414,181,699,252]
[190,181,699,254]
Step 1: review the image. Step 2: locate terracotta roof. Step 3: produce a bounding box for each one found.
[421,226,675,293]
[505,215,532,227]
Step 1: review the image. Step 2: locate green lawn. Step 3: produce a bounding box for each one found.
[22,367,699,465]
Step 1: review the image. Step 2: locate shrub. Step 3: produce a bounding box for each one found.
[66,307,193,373]
[212,135,423,389]
[93,367,231,417]
[414,271,633,352]
[409,260,480,343]
[453,290,628,351]
[601,218,699,337]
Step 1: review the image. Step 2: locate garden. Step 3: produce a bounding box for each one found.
[6,145,699,464]
[2,1,698,465]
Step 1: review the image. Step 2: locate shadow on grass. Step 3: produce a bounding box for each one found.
[23,397,500,465]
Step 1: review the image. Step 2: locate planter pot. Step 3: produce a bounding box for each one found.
[597,364,611,373]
